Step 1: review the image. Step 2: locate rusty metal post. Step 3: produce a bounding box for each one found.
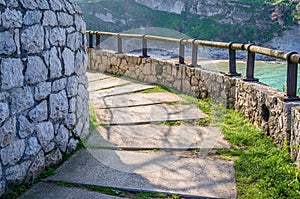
[117,34,122,54]
[179,39,185,64]
[95,33,101,50]
[191,39,198,67]
[140,35,150,58]
[285,52,299,100]
[244,44,258,82]
[227,42,241,77]
[89,32,94,48]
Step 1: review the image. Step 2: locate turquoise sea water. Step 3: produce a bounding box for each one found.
[201,61,300,92]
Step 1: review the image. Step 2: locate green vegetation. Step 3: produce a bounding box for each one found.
[215,108,300,198]
[77,0,299,44]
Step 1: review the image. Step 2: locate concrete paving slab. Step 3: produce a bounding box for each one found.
[90,83,155,98]
[88,78,131,92]
[48,149,236,198]
[85,125,230,149]
[95,104,207,125]
[89,92,183,109]
[86,71,112,82]
[18,182,124,199]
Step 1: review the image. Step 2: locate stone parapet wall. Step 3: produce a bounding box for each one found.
[0,0,89,195]
[88,49,300,161]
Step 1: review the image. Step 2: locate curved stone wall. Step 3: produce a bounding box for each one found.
[0,0,89,195]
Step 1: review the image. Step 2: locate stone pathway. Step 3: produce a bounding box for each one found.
[19,72,236,199]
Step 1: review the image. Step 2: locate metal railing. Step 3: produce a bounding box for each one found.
[86,30,300,100]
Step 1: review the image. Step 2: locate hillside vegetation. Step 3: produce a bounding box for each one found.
[76,0,300,44]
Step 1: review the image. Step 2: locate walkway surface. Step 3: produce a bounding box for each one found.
[19,72,236,199]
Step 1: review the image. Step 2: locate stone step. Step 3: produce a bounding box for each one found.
[94,104,207,125]
[18,182,124,199]
[88,77,131,92]
[85,125,230,150]
[86,71,112,82]
[89,83,155,98]
[89,92,183,109]
[47,149,236,199]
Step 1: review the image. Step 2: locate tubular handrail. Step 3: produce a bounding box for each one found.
[86,30,300,100]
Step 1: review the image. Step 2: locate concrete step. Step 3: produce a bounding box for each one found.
[47,149,236,199]
[85,125,230,150]
[18,182,124,199]
[94,104,208,125]
[89,92,183,109]
[88,77,131,92]
[86,71,112,82]
[89,83,155,98]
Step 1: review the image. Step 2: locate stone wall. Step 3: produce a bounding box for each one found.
[0,0,89,195]
[87,49,300,161]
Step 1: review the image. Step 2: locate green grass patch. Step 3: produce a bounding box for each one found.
[89,104,99,130]
[218,109,300,198]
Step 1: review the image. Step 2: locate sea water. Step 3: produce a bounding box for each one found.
[201,60,300,93]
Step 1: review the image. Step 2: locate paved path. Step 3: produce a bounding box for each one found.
[20,72,236,199]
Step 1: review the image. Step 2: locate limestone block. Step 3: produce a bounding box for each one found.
[10,87,34,115]
[57,12,73,27]
[25,137,41,156]
[65,113,76,129]
[5,161,31,185]
[35,82,51,101]
[42,10,58,26]
[45,149,62,167]
[44,142,56,154]
[1,139,26,166]
[67,138,78,154]
[36,122,54,148]
[67,32,81,51]
[55,125,69,152]
[0,58,24,90]
[50,91,68,121]
[0,117,16,148]
[69,97,76,113]
[25,56,48,84]
[50,27,66,46]
[78,84,89,101]
[21,25,44,54]
[76,96,83,119]
[75,50,87,75]
[0,103,9,126]
[28,100,48,122]
[18,116,34,139]
[2,8,22,28]
[49,47,62,79]
[66,76,78,97]
[63,47,75,76]
[52,78,67,92]
[65,1,76,15]
[26,151,45,180]
[20,0,49,9]
[23,11,42,25]
[0,30,16,55]
[49,0,65,11]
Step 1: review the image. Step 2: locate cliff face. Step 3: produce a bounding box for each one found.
[134,0,262,25]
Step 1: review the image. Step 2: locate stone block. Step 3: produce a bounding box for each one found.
[63,47,75,76]
[1,139,26,166]
[55,125,69,153]
[36,122,54,149]
[50,27,66,47]
[21,25,44,54]
[10,87,34,115]
[25,56,48,85]
[0,103,9,126]
[5,161,31,185]
[23,10,42,25]
[0,58,24,90]
[0,31,15,55]
[52,78,67,92]
[66,76,78,97]
[57,12,73,27]
[50,91,68,121]
[28,100,48,122]
[2,8,22,28]
[35,82,52,101]
[45,149,62,167]
[25,137,41,157]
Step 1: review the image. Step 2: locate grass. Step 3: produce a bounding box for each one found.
[215,108,300,198]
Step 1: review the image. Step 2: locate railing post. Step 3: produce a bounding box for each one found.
[191,39,198,67]
[116,34,123,54]
[285,52,299,101]
[179,39,185,64]
[95,33,101,50]
[244,44,258,82]
[89,31,94,48]
[226,42,241,77]
[140,35,149,58]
